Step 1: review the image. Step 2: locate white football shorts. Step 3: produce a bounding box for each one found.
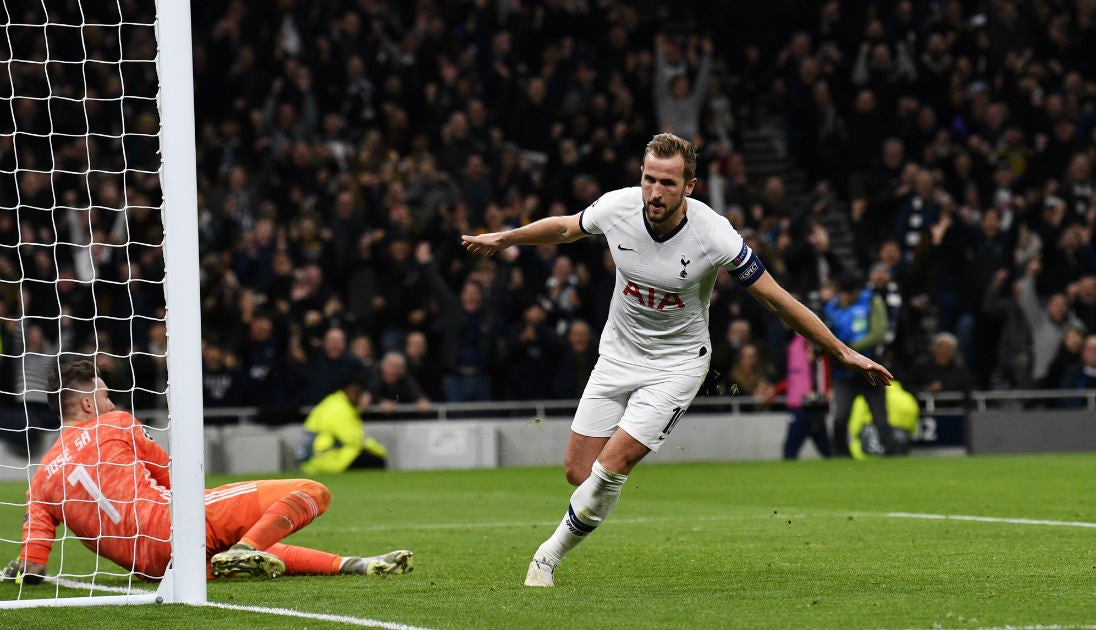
[572,355,709,452]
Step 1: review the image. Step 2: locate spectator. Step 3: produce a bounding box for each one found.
[1070,274,1096,333]
[982,268,1034,389]
[403,330,442,402]
[541,254,583,335]
[1041,222,1092,296]
[325,190,366,287]
[893,168,942,266]
[509,76,554,154]
[867,261,903,367]
[967,207,1016,385]
[783,54,822,181]
[373,233,427,354]
[348,333,378,372]
[237,310,289,407]
[908,207,977,344]
[844,89,887,184]
[758,176,793,226]
[505,302,558,400]
[652,35,713,144]
[553,319,597,400]
[1057,334,1096,404]
[701,73,736,154]
[710,318,754,384]
[767,332,833,460]
[132,320,168,411]
[303,326,361,405]
[419,245,503,402]
[1042,323,1088,391]
[339,55,377,131]
[726,342,775,398]
[906,332,975,396]
[782,219,841,301]
[369,351,431,415]
[201,341,243,417]
[710,151,761,222]
[1062,152,1095,221]
[288,261,330,321]
[853,137,910,250]
[232,216,278,292]
[345,231,387,341]
[1016,259,1085,386]
[0,304,24,453]
[9,323,61,453]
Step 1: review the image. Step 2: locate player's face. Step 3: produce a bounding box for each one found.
[641,153,696,230]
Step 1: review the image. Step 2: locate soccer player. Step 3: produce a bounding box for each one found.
[461,133,893,587]
[2,360,412,584]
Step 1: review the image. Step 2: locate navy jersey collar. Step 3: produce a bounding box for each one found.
[643,207,689,243]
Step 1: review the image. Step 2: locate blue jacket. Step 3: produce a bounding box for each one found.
[824,289,875,378]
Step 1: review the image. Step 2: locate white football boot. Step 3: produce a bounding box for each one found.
[524,558,556,587]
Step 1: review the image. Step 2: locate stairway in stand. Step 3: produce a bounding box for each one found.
[738,117,858,269]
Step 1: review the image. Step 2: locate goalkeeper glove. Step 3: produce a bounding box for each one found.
[2,560,44,585]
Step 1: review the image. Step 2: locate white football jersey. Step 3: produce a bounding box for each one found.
[579,187,765,369]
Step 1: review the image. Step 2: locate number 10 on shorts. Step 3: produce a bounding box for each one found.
[658,406,685,441]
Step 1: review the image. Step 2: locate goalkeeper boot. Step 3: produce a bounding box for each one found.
[210,543,286,579]
[524,558,556,587]
[339,549,414,575]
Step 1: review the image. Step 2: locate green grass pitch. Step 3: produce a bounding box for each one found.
[0,453,1093,629]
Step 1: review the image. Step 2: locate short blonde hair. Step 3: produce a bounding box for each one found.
[644,133,697,181]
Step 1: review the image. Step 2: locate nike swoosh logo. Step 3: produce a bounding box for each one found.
[617,244,635,251]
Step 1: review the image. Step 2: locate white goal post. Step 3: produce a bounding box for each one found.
[157,0,206,607]
[0,0,205,608]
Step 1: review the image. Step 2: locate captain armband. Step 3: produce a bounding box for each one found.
[732,253,766,287]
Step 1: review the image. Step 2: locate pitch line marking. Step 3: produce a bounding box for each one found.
[337,511,1096,533]
[884,512,1096,528]
[337,515,738,533]
[203,601,442,630]
[38,579,443,630]
[48,576,153,595]
[887,626,1096,630]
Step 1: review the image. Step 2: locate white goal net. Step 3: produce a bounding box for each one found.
[0,0,204,607]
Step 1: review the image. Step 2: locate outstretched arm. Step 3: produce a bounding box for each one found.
[4,495,57,585]
[746,272,893,386]
[17,487,60,577]
[461,214,586,257]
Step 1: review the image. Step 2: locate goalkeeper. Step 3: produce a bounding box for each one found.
[3,360,412,584]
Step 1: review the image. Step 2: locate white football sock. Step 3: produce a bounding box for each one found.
[533,460,629,566]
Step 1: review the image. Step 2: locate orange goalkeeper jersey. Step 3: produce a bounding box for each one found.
[20,411,173,578]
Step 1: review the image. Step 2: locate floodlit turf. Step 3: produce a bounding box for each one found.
[0,453,1093,629]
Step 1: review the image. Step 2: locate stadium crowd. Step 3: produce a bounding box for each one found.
[1,0,1095,427]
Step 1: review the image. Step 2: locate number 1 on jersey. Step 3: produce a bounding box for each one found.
[67,465,123,524]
